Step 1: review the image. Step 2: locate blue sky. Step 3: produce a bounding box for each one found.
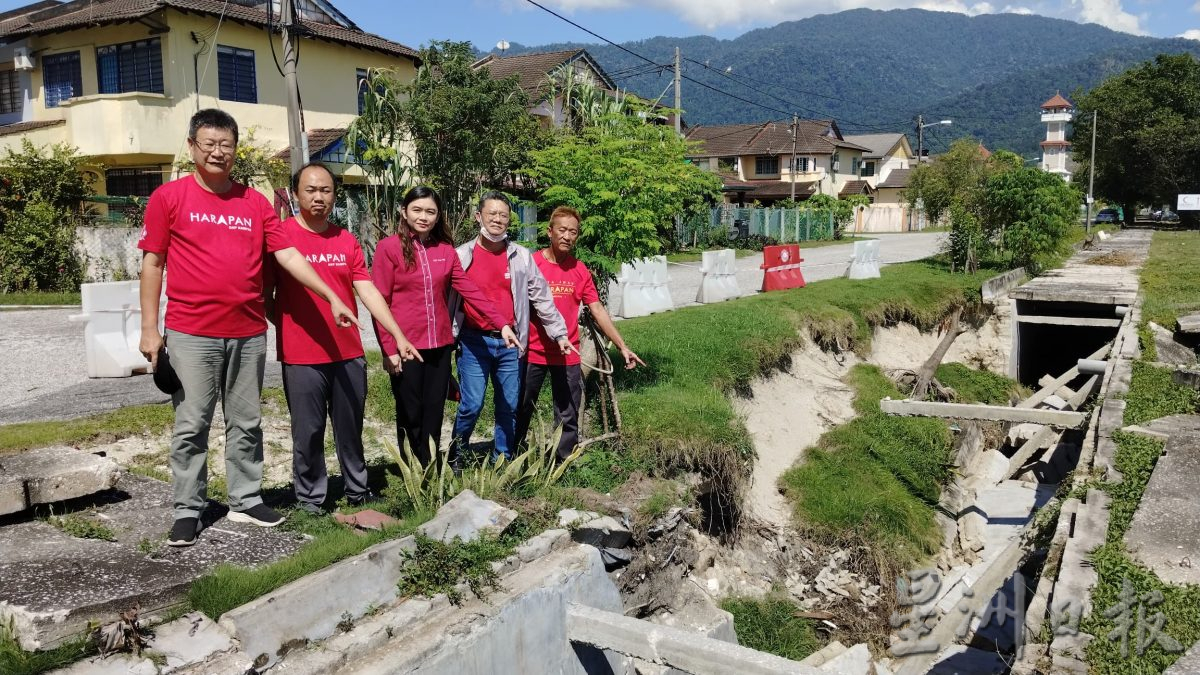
[0,0,1196,44]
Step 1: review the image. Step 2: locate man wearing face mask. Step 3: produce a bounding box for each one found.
[450,192,570,466]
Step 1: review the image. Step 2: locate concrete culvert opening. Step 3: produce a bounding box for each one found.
[1013,299,1123,386]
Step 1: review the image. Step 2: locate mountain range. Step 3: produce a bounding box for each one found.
[501,9,1200,158]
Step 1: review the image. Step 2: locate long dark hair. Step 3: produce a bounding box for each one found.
[396,186,452,270]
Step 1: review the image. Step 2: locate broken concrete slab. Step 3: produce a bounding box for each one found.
[217,535,416,668]
[514,528,570,563]
[570,515,632,549]
[928,645,1007,674]
[1164,638,1200,674]
[0,446,121,515]
[1173,367,1200,391]
[1149,322,1198,367]
[1126,431,1200,586]
[1052,490,1110,645]
[0,473,304,651]
[819,643,872,674]
[48,654,158,675]
[417,489,517,543]
[880,399,1087,428]
[1176,312,1200,335]
[148,612,233,673]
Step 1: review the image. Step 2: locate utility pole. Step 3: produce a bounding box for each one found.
[673,47,681,136]
[280,0,306,176]
[789,115,799,202]
[1086,110,1097,235]
[916,114,923,165]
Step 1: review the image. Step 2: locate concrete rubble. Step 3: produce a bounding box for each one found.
[1125,416,1200,586]
[416,488,517,542]
[0,445,121,516]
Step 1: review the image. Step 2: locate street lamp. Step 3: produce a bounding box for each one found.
[916,116,952,163]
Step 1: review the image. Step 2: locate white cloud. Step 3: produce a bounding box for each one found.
[1003,5,1036,13]
[1180,28,1200,38]
[1073,0,1147,33]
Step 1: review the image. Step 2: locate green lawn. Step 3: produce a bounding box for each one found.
[0,404,174,455]
[0,292,81,305]
[1138,231,1200,329]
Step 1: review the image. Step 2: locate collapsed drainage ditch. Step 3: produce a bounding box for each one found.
[621,291,1126,672]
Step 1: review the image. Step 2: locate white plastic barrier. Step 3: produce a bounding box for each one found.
[615,256,674,318]
[695,248,740,304]
[847,240,882,280]
[69,281,158,378]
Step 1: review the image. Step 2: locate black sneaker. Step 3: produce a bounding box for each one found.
[295,501,324,516]
[227,504,285,527]
[167,517,199,547]
[347,491,381,507]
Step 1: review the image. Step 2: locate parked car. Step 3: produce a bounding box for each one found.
[1095,208,1121,224]
[1153,209,1179,223]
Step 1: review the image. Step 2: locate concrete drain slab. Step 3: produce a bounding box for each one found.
[0,472,305,651]
[1126,429,1200,586]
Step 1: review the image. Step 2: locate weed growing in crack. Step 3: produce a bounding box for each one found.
[397,534,512,606]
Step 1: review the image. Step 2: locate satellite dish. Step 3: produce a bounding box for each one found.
[496,40,510,54]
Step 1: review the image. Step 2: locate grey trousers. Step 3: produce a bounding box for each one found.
[516,362,584,460]
[166,329,266,519]
[282,357,369,505]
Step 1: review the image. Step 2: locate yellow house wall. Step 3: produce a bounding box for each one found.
[6,10,414,175]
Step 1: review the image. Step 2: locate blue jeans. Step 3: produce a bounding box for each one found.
[453,330,522,460]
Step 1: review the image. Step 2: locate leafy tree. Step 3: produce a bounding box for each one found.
[1072,53,1200,226]
[983,167,1078,270]
[524,107,721,283]
[805,193,868,240]
[399,41,546,240]
[0,140,90,292]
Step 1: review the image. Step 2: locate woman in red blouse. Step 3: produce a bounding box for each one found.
[372,186,517,466]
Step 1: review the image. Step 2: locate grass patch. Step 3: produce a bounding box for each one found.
[559,445,652,495]
[1140,231,1200,328]
[720,595,823,661]
[0,292,80,305]
[1122,361,1200,427]
[0,405,174,454]
[0,620,93,675]
[47,512,117,542]
[780,365,952,567]
[613,259,992,490]
[188,512,426,619]
[397,533,513,605]
[936,362,1029,405]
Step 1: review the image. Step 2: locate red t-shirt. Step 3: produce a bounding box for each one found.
[527,250,599,366]
[269,218,369,364]
[463,243,516,331]
[138,176,289,338]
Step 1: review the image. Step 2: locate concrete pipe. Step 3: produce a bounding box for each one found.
[1115,306,1130,317]
[1078,359,1108,375]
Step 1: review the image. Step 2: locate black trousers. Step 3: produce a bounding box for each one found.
[390,345,453,467]
[515,362,583,460]
[282,357,369,505]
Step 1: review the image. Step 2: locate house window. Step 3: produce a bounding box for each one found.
[42,51,81,108]
[861,161,875,177]
[755,156,779,175]
[217,46,257,103]
[851,157,861,176]
[792,157,809,172]
[832,152,841,173]
[0,69,21,114]
[96,38,163,95]
[105,167,163,197]
[717,157,736,172]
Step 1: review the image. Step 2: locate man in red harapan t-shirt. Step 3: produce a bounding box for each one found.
[138,110,359,548]
[514,206,645,461]
[266,163,420,516]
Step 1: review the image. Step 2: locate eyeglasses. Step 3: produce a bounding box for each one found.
[193,140,236,154]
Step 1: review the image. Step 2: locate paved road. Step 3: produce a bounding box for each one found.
[0,231,943,424]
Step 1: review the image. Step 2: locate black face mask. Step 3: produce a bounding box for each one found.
[153,348,182,395]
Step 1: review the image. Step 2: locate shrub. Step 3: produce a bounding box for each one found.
[0,201,83,292]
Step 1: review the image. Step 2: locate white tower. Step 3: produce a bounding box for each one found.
[1040,92,1073,182]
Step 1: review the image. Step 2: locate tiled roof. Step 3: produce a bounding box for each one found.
[719,178,818,199]
[686,119,870,158]
[0,0,417,59]
[842,133,907,160]
[0,119,65,137]
[273,127,346,162]
[1040,92,1073,110]
[1040,140,1071,148]
[474,49,614,96]
[838,180,875,197]
[877,168,911,189]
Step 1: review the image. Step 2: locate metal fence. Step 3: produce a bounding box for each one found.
[680,206,839,246]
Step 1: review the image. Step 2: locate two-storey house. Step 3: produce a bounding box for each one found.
[841,132,915,187]
[473,48,617,128]
[684,119,871,205]
[0,0,418,202]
